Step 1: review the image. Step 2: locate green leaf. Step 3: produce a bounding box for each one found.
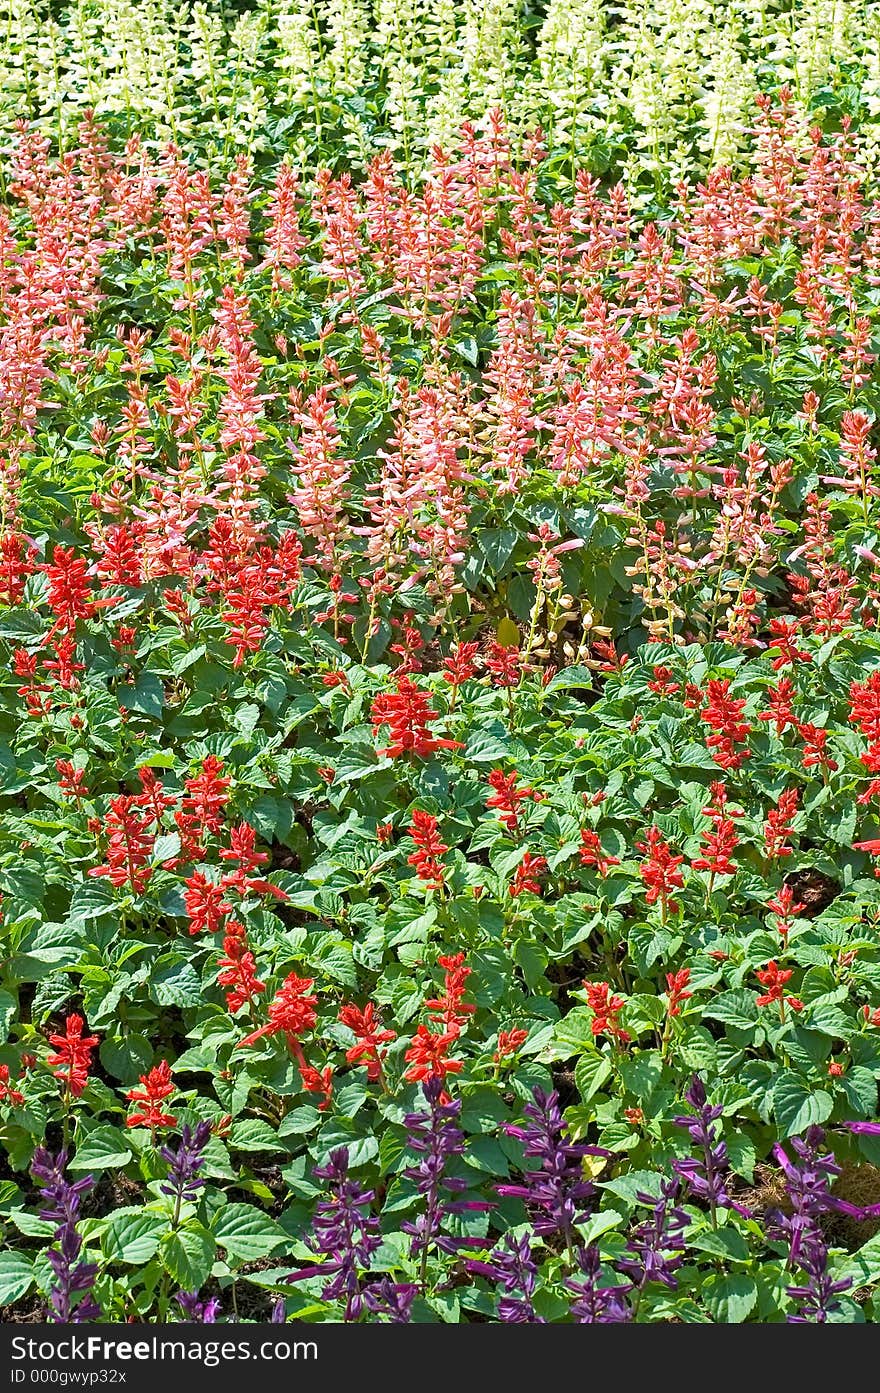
[703,1273,758,1323]
[772,1074,833,1137]
[0,1251,34,1305]
[212,1204,287,1261]
[68,1125,133,1172]
[102,1210,167,1265]
[574,1052,611,1101]
[161,1225,217,1289]
[0,989,15,1041]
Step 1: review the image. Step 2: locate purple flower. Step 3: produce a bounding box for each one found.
[270,1297,286,1323]
[467,1233,544,1323]
[672,1074,748,1222]
[177,1291,220,1322]
[402,1078,490,1281]
[497,1087,603,1252]
[767,1125,866,1321]
[363,1276,418,1323]
[617,1177,689,1293]
[160,1120,212,1220]
[30,1148,100,1324]
[287,1147,381,1321]
[566,1245,632,1323]
[786,1230,852,1324]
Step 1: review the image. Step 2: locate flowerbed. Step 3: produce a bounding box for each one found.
[2,63,880,1324]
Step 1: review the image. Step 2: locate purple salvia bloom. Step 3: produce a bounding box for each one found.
[270,1297,286,1322]
[160,1120,213,1214]
[566,1245,632,1323]
[672,1074,748,1221]
[497,1087,604,1251]
[286,1147,381,1321]
[402,1078,489,1279]
[785,1228,852,1324]
[768,1125,875,1270]
[466,1233,545,1323]
[177,1291,220,1323]
[30,1148,100,1324]
[617,1177,689,1292]
[363,1276,418,1323]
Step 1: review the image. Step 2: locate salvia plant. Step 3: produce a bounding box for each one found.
[3,0,880,1328]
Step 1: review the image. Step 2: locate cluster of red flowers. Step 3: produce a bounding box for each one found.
[636,825,685,917]
[583,981,630,1045]
[371,676,463,758]
[47,1014,98,1098]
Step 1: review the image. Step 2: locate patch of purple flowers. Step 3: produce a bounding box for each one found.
[31,1148,100,1324]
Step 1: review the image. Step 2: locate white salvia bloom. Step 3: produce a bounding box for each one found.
[321,0,370,97]
[526,0,607,151]
[274,8,322,108]
[789,0,854,99]
[459,0,525,115]
[699,22,754,167]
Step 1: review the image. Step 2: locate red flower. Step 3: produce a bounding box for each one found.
[485,642,522,689]
[136,767,176,827]
[766,882,806,936]
[0,1064,25,1107]
[371,676,463,759]
[426,953,475,1036]
[298,1062,333,1110]
[755,961,802,1015]
[41,545,98,633]
[583,981,630,1044]
[692,781,739,877]
[407,810,448,889]
[217,921,265,1013]
[494,1028,529,1062]
[486,768,539,833]
[700,679,751,770]
[578,828,620,877]
[184,872,232,936]
[665,968,692,1017]
[338,1002,396,1083]
[636,825,685,915]
[442,641,480,685]
[47,1014,98,1098]
[238,973,318,1048]
[126,1060,178,1131]
[759,677,797,736]
[796,722,838,772]
[764,788,799,859]
[509,851,548,896]
[55,759,89,802]
[766,618,810,670]
[647,665,679,695]
[403,1024,462,1083]
[87,795,155,894]
[183,755,231,839]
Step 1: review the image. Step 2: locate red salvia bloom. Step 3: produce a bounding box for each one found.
[403,1024,462,1083]
[0,1064,25,1107]
[126,1060,177,1131]
[755,961,803,1015]
[494,1028,529,1061]
[759,677,797,735]
[136,766,176,827]
[426,953,475,1036]
[238,973,318,1048]
[764,788,799,858]
[665,968,692,1017]
[766,883,806,937]
[55,759,88,802]
[578,827,620,877]
[183,874,231,938]
[47,1014,98,1098]
[0,531,35,605]
[796,721,838,772]
[41,545,98,632]
[854,838,880,876]
[700,679,752,769]
[338,1002,396,1083]
[298,1061,333,1110]
[371,676,463,759]
[219,821,284,899]
[88,795,154,894]
[217,921,265,1013]
[486,768,539,832]
[485,642,522,689]
[583,981,630,1044]
[442,641,480,686]
[636,825,685,915]
[692,781,740,877]
[509,851,548,896]
[183,755,231,838]
[766,618,811,670]
[407,810,448,889]
[647,665,679,695]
